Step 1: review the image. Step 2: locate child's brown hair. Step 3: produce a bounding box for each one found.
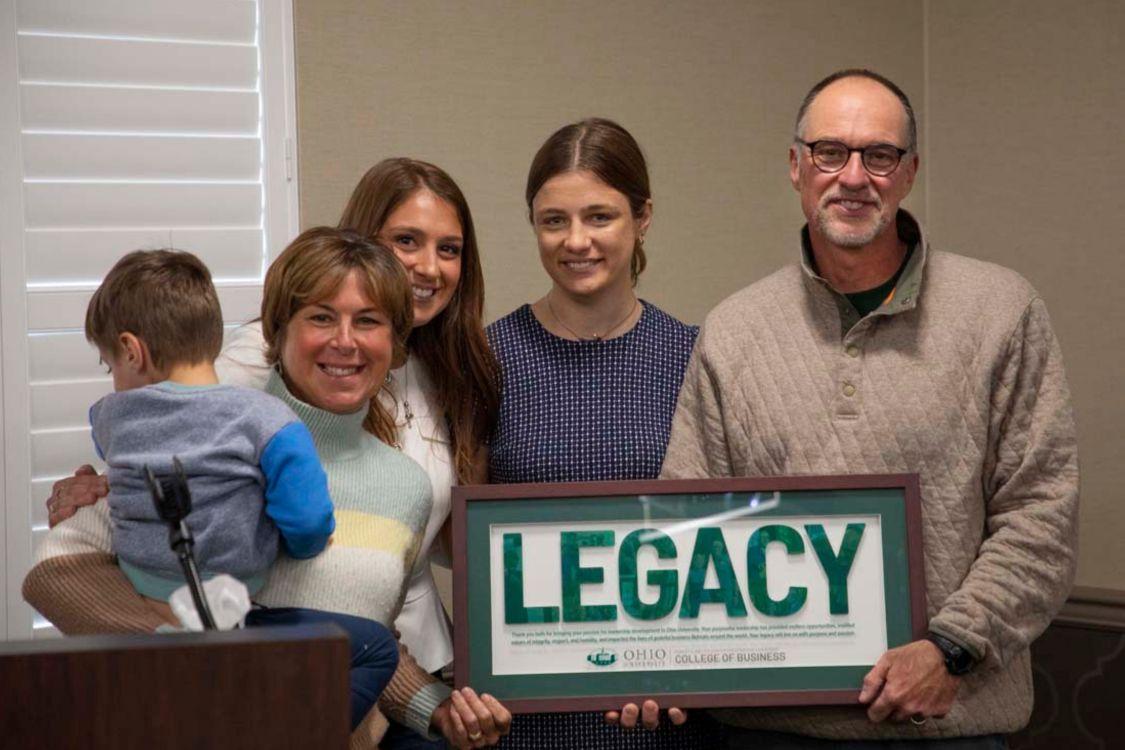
[85,249,224,369]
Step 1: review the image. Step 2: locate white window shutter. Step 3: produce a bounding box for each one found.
[0,0,299,639]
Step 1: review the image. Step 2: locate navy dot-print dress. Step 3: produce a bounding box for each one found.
[487,302,724,749]
[489,302,696,484]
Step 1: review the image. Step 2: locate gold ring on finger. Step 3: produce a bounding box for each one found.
[468,731,483,741]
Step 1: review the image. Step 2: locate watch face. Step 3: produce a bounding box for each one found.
[928,633,975,675]
[949,647,974,675]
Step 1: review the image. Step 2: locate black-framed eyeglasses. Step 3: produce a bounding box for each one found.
[797,139,909,177]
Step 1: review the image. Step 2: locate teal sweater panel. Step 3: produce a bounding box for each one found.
[256,370,433,630]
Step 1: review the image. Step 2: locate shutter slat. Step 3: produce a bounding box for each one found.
[31,426,97,479]
[169,229,265,279]
[27,284,263,333]
[23,133,260,181]
[21,84,259,134]
[33,623,61,639]
[24,182,262,229]
[17,0,256,44]
[27,228,168,283]
[214,284,264,323]
[19,35,257,89]
[32,380,112,432]
[26,227,264,284]
[29,332,103,382]
[31,479,54,528]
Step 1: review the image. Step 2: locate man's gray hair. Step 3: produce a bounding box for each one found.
[794,68,918,152]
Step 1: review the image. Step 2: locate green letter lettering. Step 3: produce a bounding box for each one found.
[805,523,865,615]
[679,527,748,618]
[619,529,679,620]
[561,531,617,622]
[747,525,808,616]
[503,533,560,624]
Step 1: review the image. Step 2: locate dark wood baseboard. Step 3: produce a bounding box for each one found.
[1054,585,1125,630]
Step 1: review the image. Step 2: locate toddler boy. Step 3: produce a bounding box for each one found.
[85,249,396,730]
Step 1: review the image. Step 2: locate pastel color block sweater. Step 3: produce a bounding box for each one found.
[255,371,430,627]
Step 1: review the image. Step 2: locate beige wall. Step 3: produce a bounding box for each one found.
[293,0,924,323]
[293,0,1122,589]
[924,0,1124,590]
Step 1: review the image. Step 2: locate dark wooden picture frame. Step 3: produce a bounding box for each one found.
[452,474,925,713]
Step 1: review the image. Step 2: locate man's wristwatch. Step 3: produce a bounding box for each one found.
[925,631,976,676]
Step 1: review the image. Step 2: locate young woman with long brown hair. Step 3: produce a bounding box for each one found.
[216,158,501,748]
[220,158,497,669]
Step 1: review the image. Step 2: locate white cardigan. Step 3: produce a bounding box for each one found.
[216,322,454,672]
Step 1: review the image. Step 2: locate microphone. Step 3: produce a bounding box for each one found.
[144,457,217,630]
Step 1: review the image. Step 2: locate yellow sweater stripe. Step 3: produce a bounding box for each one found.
[332,509,417,556]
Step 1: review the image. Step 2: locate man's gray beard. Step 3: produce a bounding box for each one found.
[815,207,891,249]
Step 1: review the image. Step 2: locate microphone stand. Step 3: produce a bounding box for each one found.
[144,457,216,630]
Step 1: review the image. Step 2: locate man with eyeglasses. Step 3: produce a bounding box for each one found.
[658,69,1079,748]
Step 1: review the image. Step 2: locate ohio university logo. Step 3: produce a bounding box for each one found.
[586,649,617,667]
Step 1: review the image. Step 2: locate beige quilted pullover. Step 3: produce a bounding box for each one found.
[662,212,1079,739]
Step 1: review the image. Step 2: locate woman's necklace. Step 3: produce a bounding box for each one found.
[401,360,415,428]
[545,293,640,342]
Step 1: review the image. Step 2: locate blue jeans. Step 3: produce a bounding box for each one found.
[723,728,1007,749]
[245,606,399,731]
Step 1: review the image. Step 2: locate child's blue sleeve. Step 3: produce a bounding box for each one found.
[259,421,335,558]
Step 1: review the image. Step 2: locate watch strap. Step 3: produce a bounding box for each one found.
[925,631,976,676]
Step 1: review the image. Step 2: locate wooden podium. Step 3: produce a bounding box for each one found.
[0,623,350,749]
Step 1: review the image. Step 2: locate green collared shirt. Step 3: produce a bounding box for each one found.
[799,210,926,337]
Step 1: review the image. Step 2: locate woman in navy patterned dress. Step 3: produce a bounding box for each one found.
[487,118,724,749]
